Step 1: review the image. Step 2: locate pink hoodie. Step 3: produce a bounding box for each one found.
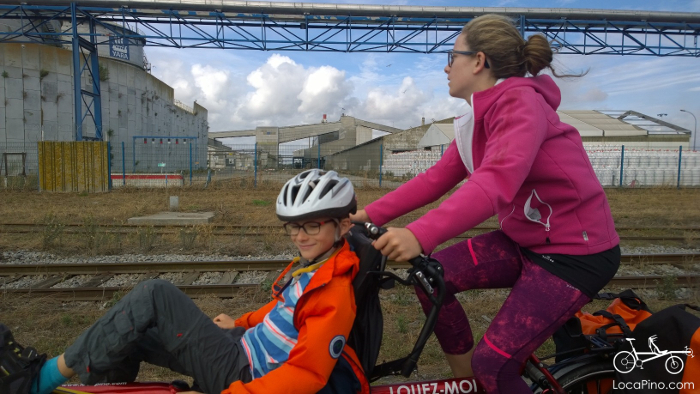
[366,75,619,256]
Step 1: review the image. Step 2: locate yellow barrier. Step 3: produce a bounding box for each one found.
[38,141,109,192]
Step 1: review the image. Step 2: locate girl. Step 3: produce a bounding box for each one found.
[352,14,620,394]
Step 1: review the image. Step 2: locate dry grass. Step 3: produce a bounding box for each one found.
[1,185,698,254]
[0,185,699,385]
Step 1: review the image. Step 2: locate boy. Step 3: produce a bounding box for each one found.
[2,169,368,394]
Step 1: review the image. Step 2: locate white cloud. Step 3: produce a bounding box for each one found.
[298,66,353,120]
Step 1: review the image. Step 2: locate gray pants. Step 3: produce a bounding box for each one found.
[64,279,251,394]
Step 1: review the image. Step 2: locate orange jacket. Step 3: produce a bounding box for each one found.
[222,241,370,394]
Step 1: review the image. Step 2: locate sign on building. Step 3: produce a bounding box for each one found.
[110,37,130,60]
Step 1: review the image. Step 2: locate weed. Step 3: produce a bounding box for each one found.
[656,274,679,300]
[259,277,275,292]
[179,226,198,250]
[79,190,89,197]
[252,199,271,206]
[197,224,214,249]
[39,69,49,80]
[98,64,109,81]
[397,314,408,334]
[60,314,73,327]
[137,226,158,252]
[104,290,125,308]
[55,92,64,104]
[40,213,64,250]
[1,71,7,78]
[81,216,99,252]
[107,128,114,138]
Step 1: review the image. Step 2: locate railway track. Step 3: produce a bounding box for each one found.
[1,223,697,241]
[1,254,698,301]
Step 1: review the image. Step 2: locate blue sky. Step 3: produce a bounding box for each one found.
[147,0,700,147]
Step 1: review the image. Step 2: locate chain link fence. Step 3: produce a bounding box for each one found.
[1,141,699,190]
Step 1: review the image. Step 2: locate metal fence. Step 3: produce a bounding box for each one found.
[1,141,699,190]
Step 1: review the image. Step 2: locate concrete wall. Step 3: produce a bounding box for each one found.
[324,139,383,173]
[0,43,208,174]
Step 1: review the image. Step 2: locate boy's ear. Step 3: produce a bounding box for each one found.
[338,217,353,236]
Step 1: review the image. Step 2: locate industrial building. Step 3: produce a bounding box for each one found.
[210,110,698,187]
[0,19,208,176]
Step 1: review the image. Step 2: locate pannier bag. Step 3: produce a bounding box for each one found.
[553,290,652,362]
[614,304,700,394]
[0,323,47,394]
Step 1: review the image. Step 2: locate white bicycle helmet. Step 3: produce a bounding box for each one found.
[276,169,357,222]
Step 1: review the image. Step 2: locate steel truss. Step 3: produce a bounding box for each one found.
[0,3,698,141]
[0,3,698,56]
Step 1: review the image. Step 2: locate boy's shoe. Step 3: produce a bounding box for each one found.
[1,323,47,394]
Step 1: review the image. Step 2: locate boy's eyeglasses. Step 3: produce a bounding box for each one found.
[283,220,335,236]
[447,50,490,68]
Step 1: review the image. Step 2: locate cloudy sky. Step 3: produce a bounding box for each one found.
[146,0,700,146]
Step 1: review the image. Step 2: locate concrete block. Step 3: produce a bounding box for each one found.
[5,99,23,118]
[3,45,22,67]
[6,117,24,137]
[0,128,6,144]
[0,74,4,90]
[24,90,41,110]
[24,77,41,93]
[43,121,58,140]
[118,64,127,85]
[24,110,40,126]
[56,73,72,84]
[126,66,136,85]
[55,50,72,75]
[22,45,40,70]
[41,80,58,99]
[58,125,73,141]
[42,101,58,122]
[5,78,23,99]
[57,93,72,116]
[0,107,5,128]
[40,48,59,73]
[25,124,40,143]
[23,68,39,79]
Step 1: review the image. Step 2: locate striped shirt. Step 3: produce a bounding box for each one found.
[240,270,315,378]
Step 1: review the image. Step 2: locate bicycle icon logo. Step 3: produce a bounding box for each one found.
[614,335,694,375]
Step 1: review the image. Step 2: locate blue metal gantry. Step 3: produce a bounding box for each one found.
[0,1,699,140]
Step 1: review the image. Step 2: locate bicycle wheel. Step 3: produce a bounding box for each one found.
[665,355,684,374]
[612,351,635,374]
[555,361,616,394]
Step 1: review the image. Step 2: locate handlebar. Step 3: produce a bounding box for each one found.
[353,221,446,379]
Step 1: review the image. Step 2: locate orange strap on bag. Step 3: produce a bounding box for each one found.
[576,290,653,338]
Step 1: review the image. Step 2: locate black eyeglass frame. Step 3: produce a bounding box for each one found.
[283,219,337,236]
[447,50,490,69]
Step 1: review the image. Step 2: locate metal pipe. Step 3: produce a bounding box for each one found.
[680,109,697,150]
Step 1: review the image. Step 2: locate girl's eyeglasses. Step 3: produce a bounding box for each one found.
[283,220,335,236]
[447,50,490,68]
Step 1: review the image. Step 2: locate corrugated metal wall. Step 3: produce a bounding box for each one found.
[38,141,109,192]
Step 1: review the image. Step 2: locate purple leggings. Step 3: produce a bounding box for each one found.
[415,231,590,394]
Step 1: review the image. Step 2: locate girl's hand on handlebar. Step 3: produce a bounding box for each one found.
[372,228,422,262]
[350,209,370,223]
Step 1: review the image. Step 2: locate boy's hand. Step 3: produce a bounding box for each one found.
[372,228,422,262]
[349,209,370,223]
[213,314,236,329]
